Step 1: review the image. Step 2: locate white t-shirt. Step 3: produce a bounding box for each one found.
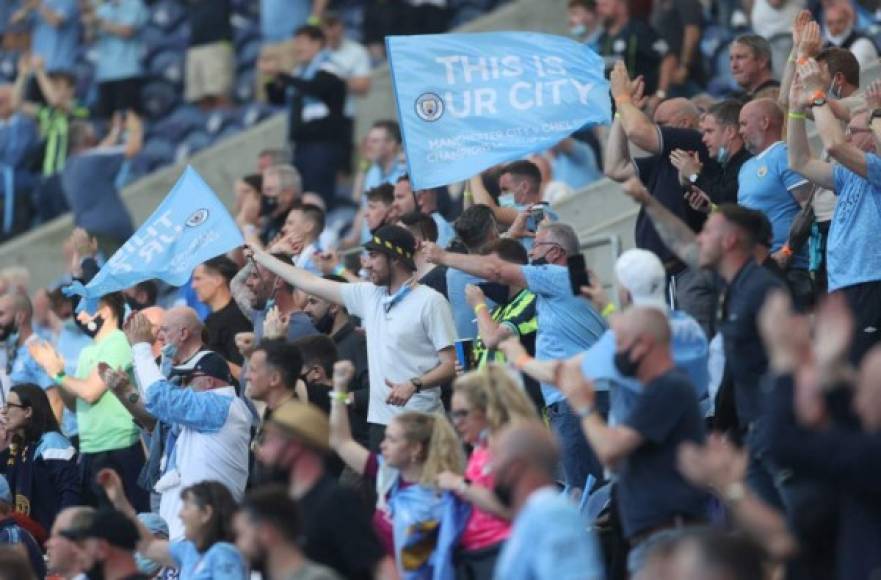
[341,282,456,425]
[330,38,371,118]
[751,0,805,39]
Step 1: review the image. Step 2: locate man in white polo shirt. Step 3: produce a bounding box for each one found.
[248,224,457,449]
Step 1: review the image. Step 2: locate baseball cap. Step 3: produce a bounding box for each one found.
[0,475,11,504]
[267,399,331,453]
[615,249,668,311]
[61,509,140,551]
[363,225,417,271]
[171,351,233,384]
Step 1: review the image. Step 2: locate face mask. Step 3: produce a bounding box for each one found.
[493,477,514,509]
[254,460,290,487]
[76,314,105,338]
[613,345,641,378]
[828,78,841,100]
[570,23,587,37]
[135,551,162,576]
[498,193,517,208]
[260,195,279,216]
[86,562,105,580]
[716,145,729,164]
[530,257,548,267]
[477,282,510,305]
[0,320,17,342]
[125,296,149,312]
[313,310,335,334]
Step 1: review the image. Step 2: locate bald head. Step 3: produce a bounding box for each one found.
[159,306,204,360]
[165,306,202,335]
[494,421,559,478]
[739,98,783,154]
[654,98,701,129]
[614,306,671,346]
[140,306,165,326]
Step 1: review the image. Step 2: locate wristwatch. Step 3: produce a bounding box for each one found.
[410,378,424,393]
[809,90,828,108]
[127,391,140,405]
[688,173,699,184]
[575,404,595,419]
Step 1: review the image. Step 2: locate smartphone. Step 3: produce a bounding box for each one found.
[567,254,589,295]
[455,339,476,371]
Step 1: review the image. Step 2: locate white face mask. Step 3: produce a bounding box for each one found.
[570,23,587,37]
[498,192,517,208]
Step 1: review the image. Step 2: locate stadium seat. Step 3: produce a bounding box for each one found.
[235,38,262,72]
[236,102,276,128]
[234,68,257,103]
[0,51,19,82]
[150,0,187,33]
[147,48,185,86]
[148,104,207,143]
[707,41,739,97]
[133,137,176,174]
[140,79,180,121]
[175,130,213,162]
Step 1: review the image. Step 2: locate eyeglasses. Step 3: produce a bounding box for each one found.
[532,242,562,250]
[450,409,470,421]
[4,403,26,410]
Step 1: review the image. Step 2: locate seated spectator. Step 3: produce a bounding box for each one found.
[0,475,45,578]
[121,313,252,541]
[0,384,79,535]
[234,486,343,580]
[98,470,248,579]
[259,164,303,246]
[10,0,79,75]
[262,25,348,209]
[90,0,149,118]
[491,421,605,579]
[822,0,879,71]
[60,114,143,250]
[436,365,538,578]
[329,361,465,576]
[729,34,781,101]
[558,307,707,573]
[192,256,253,369]
[185,0,234,109]
[651,0,704,97]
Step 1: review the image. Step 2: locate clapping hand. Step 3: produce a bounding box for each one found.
[235,332,256,359]
[98,362,131,394]
[464,284,486,309]
[27,340,64,377]
[332,360,355,393]
[797,20,823,61]
[796,58,829,95]
[556,359,595,410]
[124,312,155,346]
[791,10,813,49]
[670,149,702,186]
[677,434,748,494]
[865,79,881,111]
[610,61,636,102]
[758,289,810,373]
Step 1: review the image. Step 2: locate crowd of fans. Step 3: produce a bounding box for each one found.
[1,0,881,579]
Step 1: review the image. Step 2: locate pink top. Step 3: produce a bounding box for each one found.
[458,444,511,551]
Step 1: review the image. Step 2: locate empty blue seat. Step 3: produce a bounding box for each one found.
[0,51,20,82]
[175,130,212,162]
[132,137,176,174]
[151,0,187,33]
[236,102,275,128]
[141,79,180,121]
[236,38,262,71]
[147,49,184,86]
[234,67,256,103]
[148,104,207,142]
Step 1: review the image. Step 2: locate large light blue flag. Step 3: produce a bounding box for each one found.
[386,31,611,190]
[65,166,244,312]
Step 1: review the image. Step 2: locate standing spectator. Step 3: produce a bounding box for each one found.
[491,422,605,580]
[97,470,248,579]
[58,507,146,580]
[1,292,63,421]
[0,384,79,535]
[290,334,337,414]
[737,98,814,309]
[651,0,705,96]
[546,137,602,191]
[422,222,608,492]
[185,0,233,109]
[447,205,498,340]
[0,83,38,240]
[122,313,252,541]
[342,182,396,249]
[362,120,406,194]
[329,361,465,577]
[604,61,719,335]
[558,307,707,572]
[0,475,45,579]
[392,175,456,249]
[28,292,149,513]
[46,506,94,580]
[254,399,389,579]
[250,225,457,450]
[284,204,325,274]
[787,64,881,361]
[436,366,538,578]
[192,256,253,369]
[322,12,371,171]
[260,0,325,45]
[234,486,343,580]
[10,0,79,75]
[89,0,148,118]
[730,34,781,100]
[60,114,142,251]
[568,0,602,49]
[259,164,303,246]
[399,212,448,296]
[823,1,879,71]
[751,0,806,41]
[262,25,348,209]
[596,0,672,99]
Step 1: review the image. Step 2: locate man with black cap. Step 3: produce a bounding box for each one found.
[105,313,253,542]
[61,508,148,580]
[249,224,456,450]
[254,399,390,579]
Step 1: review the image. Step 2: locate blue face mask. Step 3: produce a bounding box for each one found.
[570,24,587,37]
[716,146,729,164]
[498,192,517,208]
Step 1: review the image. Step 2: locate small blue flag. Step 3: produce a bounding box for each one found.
[65,166,244,312]
[386,31,611,190]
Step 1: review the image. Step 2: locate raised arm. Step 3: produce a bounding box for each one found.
[610,61,661,155]
[230,260,257,318]
[469,174,519,226]
[421,242,526,287]
[28,341,109,404]
[249,247,344,305]
[466,284,513,348]
[604,116,637,182]
[778,11,815,111]
[619,178,700,269]
[329,361,371,475]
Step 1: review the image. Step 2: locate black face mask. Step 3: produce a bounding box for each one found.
[477,282,510,305]
[253,461,289,487]
[493,477,514,509]
[125,296,149,313]
[0,320,17,342]
[313,310,335,334]
[613,345,641,378]
[260,195,279,216]
[86,562,105,580]
[75,314,106,338]
[530,257,548,267]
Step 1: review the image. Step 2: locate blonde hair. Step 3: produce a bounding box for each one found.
[395,412,465,487]
[453,364,538,433]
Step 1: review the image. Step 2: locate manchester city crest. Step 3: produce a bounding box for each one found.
[186,208,210,227]
[415,93,444,122]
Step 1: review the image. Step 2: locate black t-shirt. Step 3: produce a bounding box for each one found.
[205,299,253,366]
[300,474,385,580]
[651,0,705,85]
[698,146,752,207]
[599,19,669,94]
[635,126,720,268]
[188,0,232,45]
[332,321,370,446]
[618,369,707,538]
[420,265,448,298]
